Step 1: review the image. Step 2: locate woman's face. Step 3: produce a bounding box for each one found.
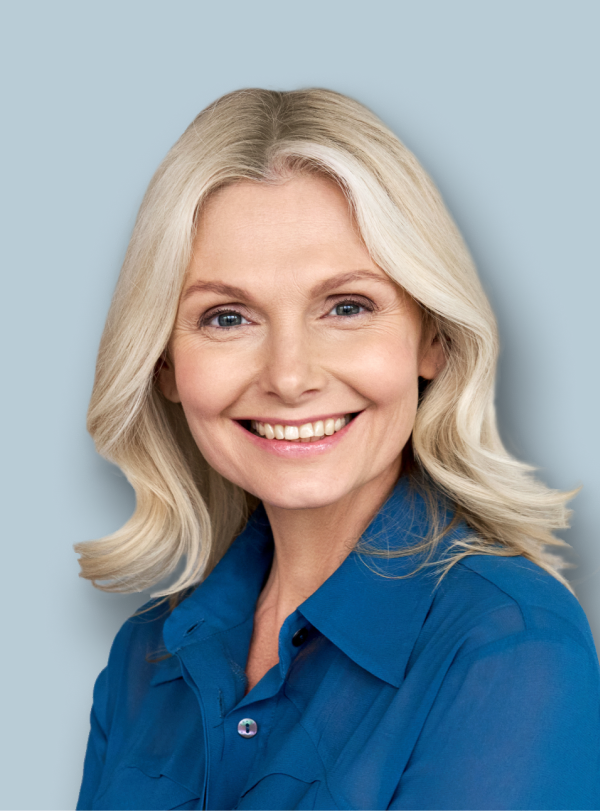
[160,174,443,511]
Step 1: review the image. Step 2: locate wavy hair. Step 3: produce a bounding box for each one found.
[75,88,576,598]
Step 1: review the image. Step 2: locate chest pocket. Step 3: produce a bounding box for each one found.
[92,764,201,810]
[235,773,323,810]
[233,722,338,811]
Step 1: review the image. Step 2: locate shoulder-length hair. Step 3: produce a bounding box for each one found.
[75,88,576,598]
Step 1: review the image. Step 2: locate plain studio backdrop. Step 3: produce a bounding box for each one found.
[1,2,598,808]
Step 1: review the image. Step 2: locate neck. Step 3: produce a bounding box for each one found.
[257,462,400,627]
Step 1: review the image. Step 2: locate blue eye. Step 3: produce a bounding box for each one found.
[335,302,361,316]
[204,310,250,328]
[217,312,243,327]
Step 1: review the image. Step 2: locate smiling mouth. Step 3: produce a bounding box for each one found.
[239,413,359,443]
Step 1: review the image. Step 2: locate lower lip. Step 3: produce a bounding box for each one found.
[234,415,358,458]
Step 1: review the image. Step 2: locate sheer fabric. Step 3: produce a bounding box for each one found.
[77,479,600,810]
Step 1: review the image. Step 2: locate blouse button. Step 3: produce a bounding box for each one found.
[237,718,258,738]
[292,627,308,647]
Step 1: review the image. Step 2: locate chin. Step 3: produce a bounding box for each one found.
[249,476,354,512]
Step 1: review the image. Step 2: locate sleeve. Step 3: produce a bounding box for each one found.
[76,666,109,810]
[390,632,600,810]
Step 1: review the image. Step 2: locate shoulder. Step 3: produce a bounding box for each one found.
[100,598,178,720]
[107,598,172,664]
[415,552,599,671]
[462,554,595,650]
[398,556,600,811]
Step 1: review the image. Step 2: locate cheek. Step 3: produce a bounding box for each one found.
[173,343,252,422]
[340,333,421,413]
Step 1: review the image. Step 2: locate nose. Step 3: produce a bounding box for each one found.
[260,323,326,405]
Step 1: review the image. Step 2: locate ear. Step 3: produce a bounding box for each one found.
[156,354,182,403]
[418,332,446,380]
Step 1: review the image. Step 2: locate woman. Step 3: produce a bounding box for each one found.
[76,88,600,810]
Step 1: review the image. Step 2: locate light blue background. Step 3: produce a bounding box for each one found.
[1,2,598,808]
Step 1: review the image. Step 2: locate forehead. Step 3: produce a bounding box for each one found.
[189,174,385,288]
[197,173,356,240]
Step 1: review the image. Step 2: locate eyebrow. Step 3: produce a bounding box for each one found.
[309,270,391,297]
[181,270,391,302]
[182,281,249,301]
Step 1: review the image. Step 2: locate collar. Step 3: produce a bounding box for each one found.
[163,477,469,688]
[163,507,273,654]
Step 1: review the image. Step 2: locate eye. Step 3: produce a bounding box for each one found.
[326,298,373,318]
[334,302,361,316]
[202,309,251,328]
[216,312,244,327]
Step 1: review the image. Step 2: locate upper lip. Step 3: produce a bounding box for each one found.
[235,411,360,427]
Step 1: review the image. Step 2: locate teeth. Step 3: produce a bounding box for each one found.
[250,415,353,441]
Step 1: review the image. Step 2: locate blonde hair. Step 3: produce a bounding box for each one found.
[75,88,576,598]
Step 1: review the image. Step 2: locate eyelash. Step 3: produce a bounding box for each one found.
[199,297,375,329]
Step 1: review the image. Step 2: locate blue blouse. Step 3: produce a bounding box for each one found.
[77,479,600,810]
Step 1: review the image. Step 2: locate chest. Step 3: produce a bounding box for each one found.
[97,638,430,811]
[244,615,280,694]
